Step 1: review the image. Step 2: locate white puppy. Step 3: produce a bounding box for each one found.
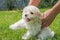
[9,6,54,40]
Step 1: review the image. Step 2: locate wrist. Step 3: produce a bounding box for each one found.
[28,0,40,7]
[51,8,59,15]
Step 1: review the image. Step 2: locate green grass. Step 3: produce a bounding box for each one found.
[0,8,60,40]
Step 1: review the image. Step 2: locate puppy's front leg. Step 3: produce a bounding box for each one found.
[9,19,26,30]
[22,31,31,40]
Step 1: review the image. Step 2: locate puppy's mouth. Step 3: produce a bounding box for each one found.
[25,18,31,22]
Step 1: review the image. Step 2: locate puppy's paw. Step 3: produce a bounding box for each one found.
[9,24,17,30]
[22,36,28,40]
[50,31,55,38]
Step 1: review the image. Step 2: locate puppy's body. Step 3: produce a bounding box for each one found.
[9,6,54,40]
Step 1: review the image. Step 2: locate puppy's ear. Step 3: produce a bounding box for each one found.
[36,11,42,19]
[36,11,41,17]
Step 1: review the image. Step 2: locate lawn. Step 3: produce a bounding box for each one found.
[0,8,60,40]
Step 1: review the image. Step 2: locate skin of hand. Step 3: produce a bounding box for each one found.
[28,0,41,6]
[42,0,60,27]
[28,0,60,28]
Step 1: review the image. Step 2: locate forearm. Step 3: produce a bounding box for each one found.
[44,0,60,19]
[28,0,41,6]
[51,0,60,14]
[46,0,60,18]
[42,0,60,27]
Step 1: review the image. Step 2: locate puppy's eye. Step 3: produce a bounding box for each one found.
[31,12,34,14]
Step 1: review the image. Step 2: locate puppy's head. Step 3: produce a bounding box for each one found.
[22,6,41,23]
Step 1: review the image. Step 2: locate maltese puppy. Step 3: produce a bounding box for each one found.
[9,6,54,40]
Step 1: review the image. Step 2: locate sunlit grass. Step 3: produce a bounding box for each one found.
[0,8,60,40]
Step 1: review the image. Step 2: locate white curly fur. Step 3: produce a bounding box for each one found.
[9,6,54,40]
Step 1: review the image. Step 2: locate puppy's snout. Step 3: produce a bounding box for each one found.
[25,14,27,17]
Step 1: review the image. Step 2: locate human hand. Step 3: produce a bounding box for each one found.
[41,0,60,28]
[41,9,58,28]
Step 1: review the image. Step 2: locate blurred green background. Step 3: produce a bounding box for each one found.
[0,8,60,40]
[0,0,60,40]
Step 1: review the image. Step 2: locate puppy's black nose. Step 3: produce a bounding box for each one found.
[25,14,27,17]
